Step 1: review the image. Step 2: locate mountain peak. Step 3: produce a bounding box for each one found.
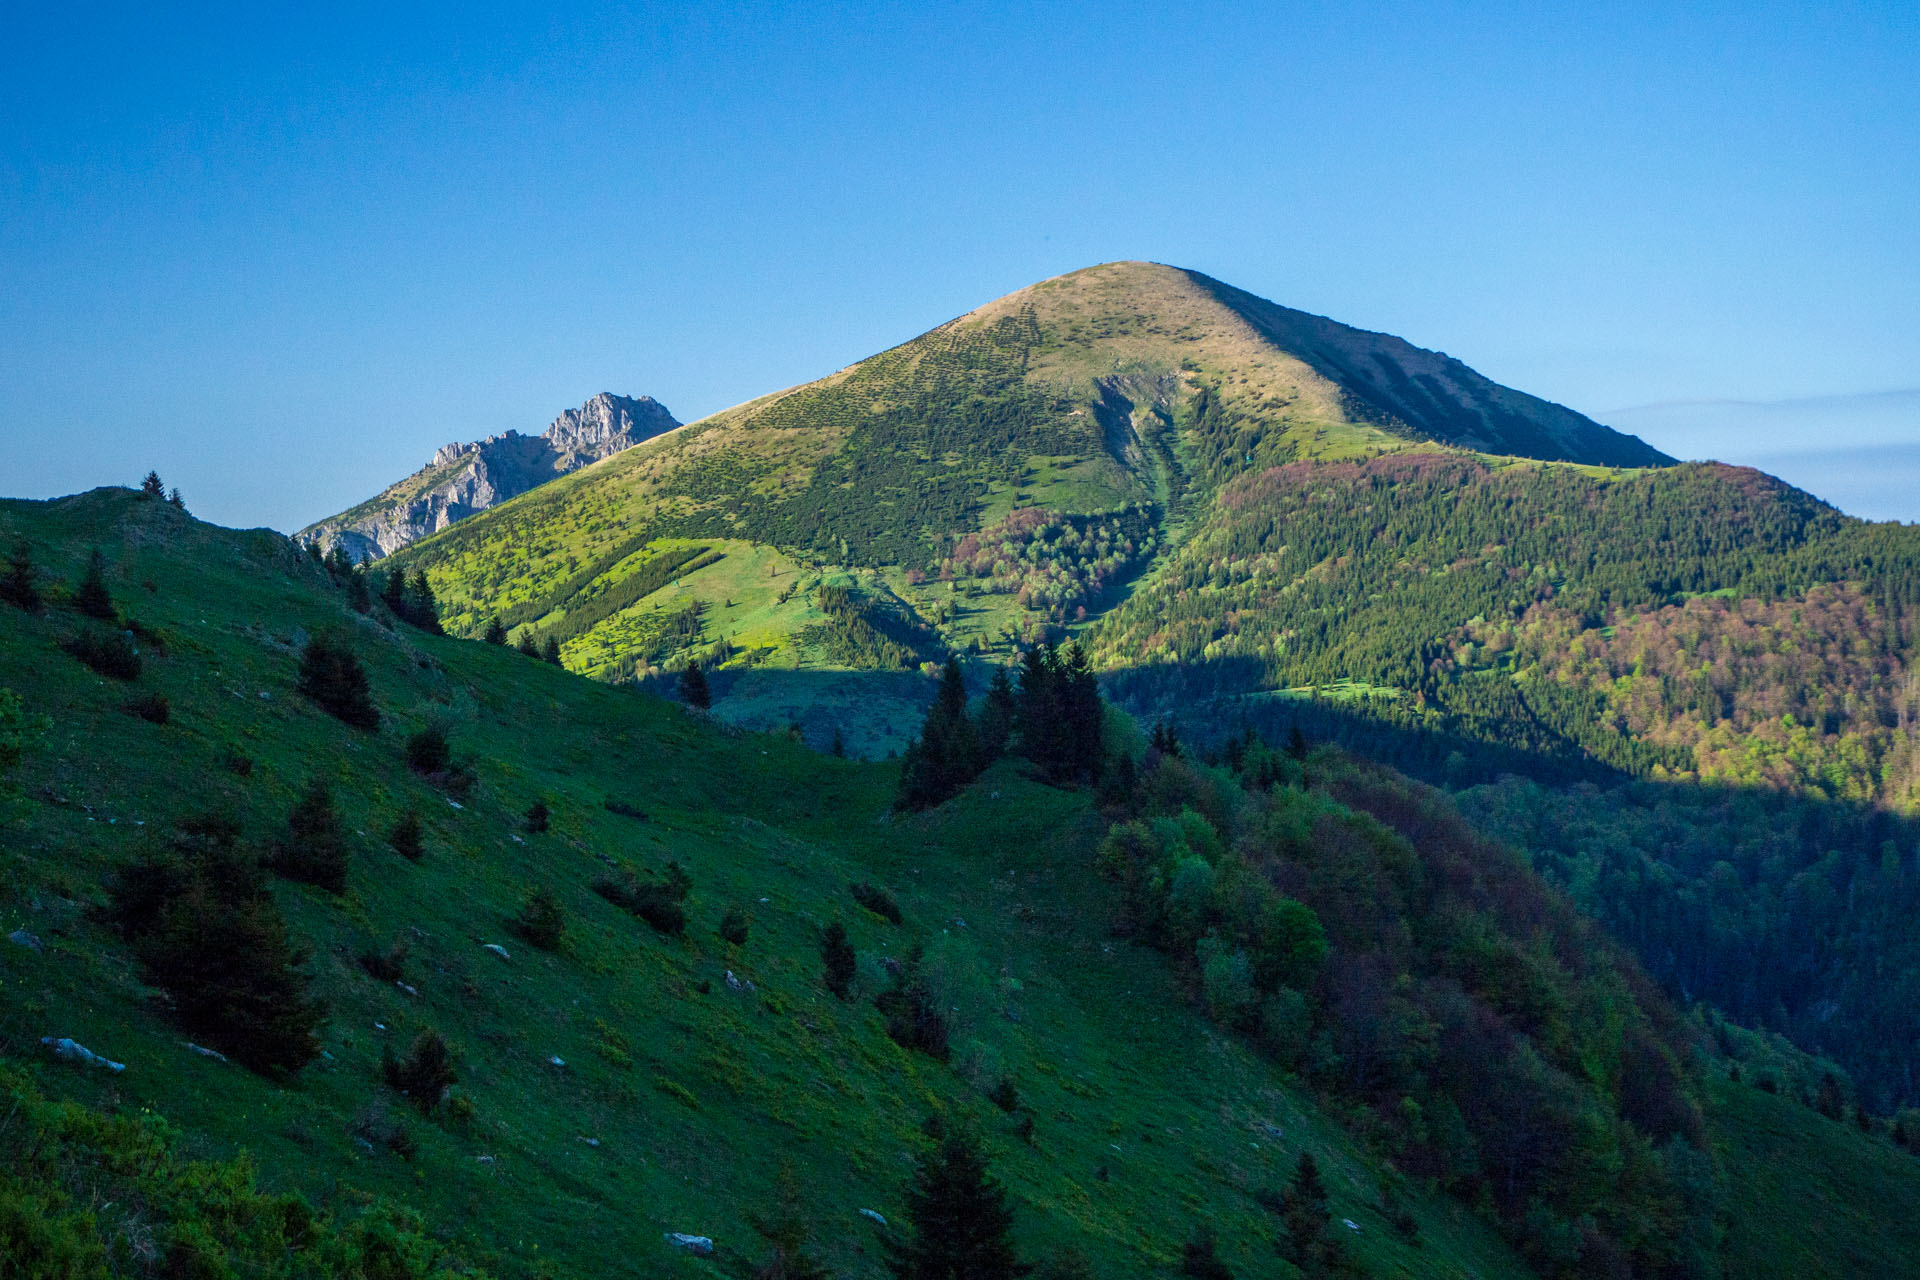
[299,392,680,560]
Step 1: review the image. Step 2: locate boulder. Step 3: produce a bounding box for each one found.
[664,1233,714,1256]
[42,1037,124,1072]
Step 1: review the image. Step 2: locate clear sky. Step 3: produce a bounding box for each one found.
[4,2,1916,529]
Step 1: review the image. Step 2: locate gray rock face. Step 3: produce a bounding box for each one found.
[298,393,678,561]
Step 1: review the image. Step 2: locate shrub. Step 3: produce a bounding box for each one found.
[107,812,326,1075]
[822,921,856,999]
[404,725,450,775]
[852,881,902,924]
[1198,935,1259,1030]
[269,779,349,894]
[384,1030,456,1113]
[989,1076,1020,1114]
[297,630,378,731]
[593,861,690,936]
[388,808,424,861]
[63,627,140,680]
[124,692,170,724]
[513,887,565,950]
[525,798,550,834]
[72,549,115,621]
[717,907,750,947]
[359,937,409,982]
[220,747,254,776]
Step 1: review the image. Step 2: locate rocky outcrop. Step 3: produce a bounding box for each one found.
[298,393,678,561]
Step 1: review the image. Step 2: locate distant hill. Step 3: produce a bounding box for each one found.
[297,392,679,561]
[389,261,1667,683]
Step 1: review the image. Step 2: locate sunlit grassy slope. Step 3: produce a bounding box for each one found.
[389,262,1668,704]
[1,489,1536,1278]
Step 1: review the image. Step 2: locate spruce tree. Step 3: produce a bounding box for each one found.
[381,567,408,615]
[822,921,856,999]
[483,616,508,644]
[977,666,1016,762]
[346,567,372,614]
[385,1029,457,1113]
[0,538,39,611]
[679,660,711,709]
[540,635,563,666]
[270,778,350,894]
[896,658,982,810]
[1279,1151,1341,1274]
[168,487,186,511]
[885,1130,1028,1280]
[517,630,541,658]
[73,548,116,620]
[140,470,165,499]
[407,571,443,634]
[297,630,379,730]
[751,1163,832,1280]
[109,813,325,1076]
[1180,1228,1233,1279]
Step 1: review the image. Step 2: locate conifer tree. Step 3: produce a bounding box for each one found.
[109,813,325,1076]
[517,630,540,658]
[168,487,186,511]
[1279,1151,1341,1274]
[751,1163,832,1280]
[541,635,563,666]
[526,798,550,833]
[679,660,711,709]
[1179,1228,1234,1280]
[73,548,116,620]
[407,571,443,634]
[270,778,350,894]
[380,567,408,615]
[977,665,1016,762]
[822,921,856,999]
[385,1029,457,1113]
[346,567,372,614]
[0,538,39,611]
[140,470,165,499]
[885,1130,1028,1280]
[896,658,983,810]
[483,616,508,644]
[297,629,379,730]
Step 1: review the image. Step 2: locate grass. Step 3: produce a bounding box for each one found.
[0,488,1537,1279]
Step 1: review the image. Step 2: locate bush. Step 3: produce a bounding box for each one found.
[107,813,326,1075]
[384,1030,456,1113]
[124,692,170,724]
[513,887,565,950]
[388,808,424,861]
[525,798,550,834]
[220,747,254,776]
[717,907,750,947]
[297,630,378,731]
[63,627,140,680]
[359,937,409,982]
[592,861,690,936]
[678,661,710,709]
[822,921,856,999]
[269,779,349,894]
[404,725,450,775]
[852,881,902,924]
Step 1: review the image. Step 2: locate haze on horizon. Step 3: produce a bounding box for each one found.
[3,3,1915,528]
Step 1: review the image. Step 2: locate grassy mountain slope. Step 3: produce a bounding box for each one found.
[391,262,1667,682]
[0,489,1537,1278]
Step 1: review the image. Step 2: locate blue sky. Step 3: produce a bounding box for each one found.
[3,2,1916,528]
